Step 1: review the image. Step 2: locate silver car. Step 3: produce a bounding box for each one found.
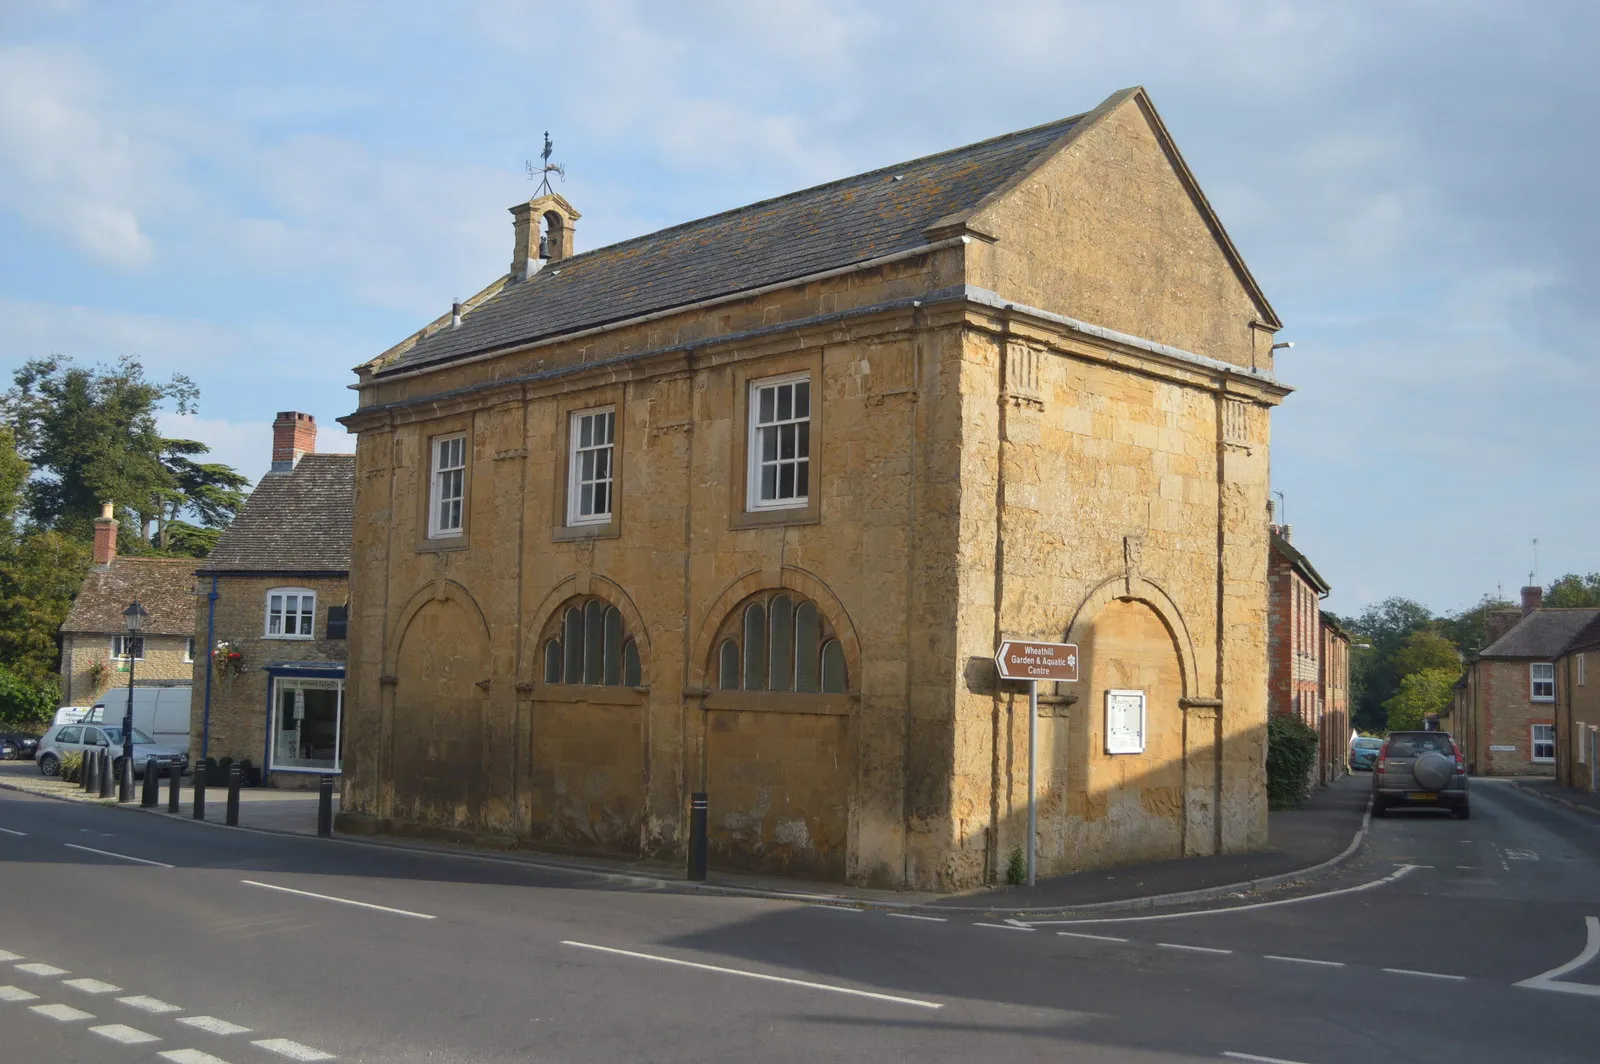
[36,723,189,780]
[1372,730,1469,818]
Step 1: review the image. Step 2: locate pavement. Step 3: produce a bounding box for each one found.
[0,760,1373,913]
[1511,774,1600,818]
[1,768,1596,1064]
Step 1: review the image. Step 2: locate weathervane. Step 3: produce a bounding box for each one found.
[526,131,565,196]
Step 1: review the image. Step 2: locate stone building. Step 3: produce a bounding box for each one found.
[190,414,353,786]
[1549,612,1599,793]
[1455,587,1599,777]
[338,87,1291,890]
[59,503,197,708]
[1266,526,1348,784]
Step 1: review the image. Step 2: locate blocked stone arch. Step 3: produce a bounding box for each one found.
[1061,575,1200,701]
[519,573,652,687]
[384,579,492,678]
[689,565,861,692]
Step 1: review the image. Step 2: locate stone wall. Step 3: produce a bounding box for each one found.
[60,633,193,709]
[1472,658,1556,776]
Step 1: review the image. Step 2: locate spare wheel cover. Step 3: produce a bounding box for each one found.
[1413,751,1453,791]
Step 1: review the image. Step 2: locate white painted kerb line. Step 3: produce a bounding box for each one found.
[14,962,67,977]
[1222,1053,1313,1064]
[0,949,23,961]
[887,913,946,923]
[179,1015,252,1035]
[1056,931,1129,943]
[119,995,182,1013]
[1382,967,1466,981]
[562,940,942,1010]
[252,1037,336,1060]
[0,986,40,1002]
[64,977,122,994]
[1265,955,1345,968]
[241,880,435,920]
[31,1002,95,1022]
[1159,943,1233,955]
[64,843,173,868]
[161,1051,234,1064]
[91,1023,160,1044]
[1515,915,1600,998]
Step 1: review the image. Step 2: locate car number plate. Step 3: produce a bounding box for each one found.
[1409,792,1437,800]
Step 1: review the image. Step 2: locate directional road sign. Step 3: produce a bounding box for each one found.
[994,640,1079,683]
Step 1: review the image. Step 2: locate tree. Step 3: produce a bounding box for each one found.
[154,439,249,555]
[1545,573,1600,608]
[1384,667,1459,733]
[1339,597,1436,732]
[0,530,89,685]
[1437,593,1517,659]
[0,425,27,547]
[0,665,57,730]
[1390,629,1461,679]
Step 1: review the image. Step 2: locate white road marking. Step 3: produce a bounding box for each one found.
[91,1023,161,1044]
[251,1037,336,1060]
[1505,848,1539,861]
[562,940,942,1009]
[64,977,123,994]
[64,843,174,868]
[0,950,22,961]
[1515,915,1600,998]
[1222,1053,1312,1064]
[1056,931,1129,943]
[819,906,862,913]
[0,985,40,1002]
[0,827,26,836]
[1382,967,1467,981]
[15,962,68,977]
[1159,942,1233,955]
[30,1002,95,1021]
[119,994,183,1013]
[973,922,1033,931]
[179,1015,252,1035]
[241,880,435,920]
[161,1050,235,1064]
[887,913,947,922]
[1266,955,1345,968]
[1023,865,1417,925]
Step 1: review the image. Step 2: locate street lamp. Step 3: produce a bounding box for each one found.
[119,600,148,802]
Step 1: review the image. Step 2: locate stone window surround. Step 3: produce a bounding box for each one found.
[429,432,468,539]
[416,415,474,552]
[539,596,642,688]
[712,590,847,695]
[552,384,625,542]
[1531,661,1556,702]
[729,349,823,531]
[264,587,317,640]
[566,406,616,527]
[745,371,812,513]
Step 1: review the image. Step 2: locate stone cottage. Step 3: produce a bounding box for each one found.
[338,87,1292,890]
[1554,612,1600,793]
[59,503,198,708]
[190,413,354,786]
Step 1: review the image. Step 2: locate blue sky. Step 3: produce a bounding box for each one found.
[2,0,1595,617]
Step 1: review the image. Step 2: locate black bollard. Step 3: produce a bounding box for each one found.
[192,767,206,821]
[225,766,241,826]
[84,750,98,792]
[118,754,133,803]
[140,758,159,807]
[688,792,709,882]
[317,776,334,837]
[168,762,181,813]
[99,750,114,799]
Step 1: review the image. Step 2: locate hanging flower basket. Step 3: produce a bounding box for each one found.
[212,641,246,678]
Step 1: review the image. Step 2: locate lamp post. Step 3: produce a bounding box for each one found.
[119,600,148,803]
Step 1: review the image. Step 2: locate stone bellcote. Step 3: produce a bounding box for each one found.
[510,192,582,279]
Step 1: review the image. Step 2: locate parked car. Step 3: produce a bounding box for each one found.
[35,723,189,780]
[1349,736,1384,771]
[1372,730,1469,818]
[0,732,40,761]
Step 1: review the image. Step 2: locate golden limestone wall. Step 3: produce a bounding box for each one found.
[61,634,194,710]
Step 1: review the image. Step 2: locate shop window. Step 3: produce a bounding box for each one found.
[271,677,344,773]
[541,598,641,687]
[715,591,847,693]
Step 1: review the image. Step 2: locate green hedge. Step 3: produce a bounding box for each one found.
[1266,712,1320,810]
[0,666,57,731]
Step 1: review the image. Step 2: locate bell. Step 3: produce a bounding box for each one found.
[538,233,549,260]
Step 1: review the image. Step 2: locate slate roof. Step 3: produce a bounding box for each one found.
[198,453,355,575]
[383,112,1091,375]
[1479,608,1600,659]
[60,558,198,637]
[1561,612,1600,656]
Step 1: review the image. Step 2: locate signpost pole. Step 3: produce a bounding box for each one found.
[1027,678,1038,888]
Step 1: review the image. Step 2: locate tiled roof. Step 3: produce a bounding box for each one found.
[1480,608,1600,659]
[1561,612,1600,656]
[382,112,1089,374]
[198,453,355,574]
[1271,531,1331,595]
[60,558,198,637]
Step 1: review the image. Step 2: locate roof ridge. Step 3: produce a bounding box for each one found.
[532,111,1089,271]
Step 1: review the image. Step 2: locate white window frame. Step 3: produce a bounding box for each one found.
[1105,689,1147,755]
[566,407,616,526]
[746,373,811,512]
[111,635,144,661]
[1531,723,1555,763]
[1530,662,1555,702]
[265,588,317,640]
[1579,652,1587,687]
[268,676,345,775]
[183,636,195,663]
[428,433,467,539]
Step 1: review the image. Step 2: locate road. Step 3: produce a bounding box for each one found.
[0,775,1596,1063]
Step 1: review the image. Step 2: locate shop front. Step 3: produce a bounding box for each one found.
[264,664,346,780]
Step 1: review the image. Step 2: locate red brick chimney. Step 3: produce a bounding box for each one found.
[1521,585,1543,616]
[92,501,117,568]
[271,412,317,472]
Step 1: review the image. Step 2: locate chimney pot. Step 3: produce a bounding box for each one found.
[450,299,462,329]
[92,501,118,568]
[1521,585,1543,616]
[271,411,317,473]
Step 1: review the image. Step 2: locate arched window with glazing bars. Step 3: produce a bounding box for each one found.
[714,591,847,694]
[541,598,642,687]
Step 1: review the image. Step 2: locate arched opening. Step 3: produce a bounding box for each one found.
[542,598,643,688]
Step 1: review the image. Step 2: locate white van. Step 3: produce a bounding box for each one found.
[87,686,193,753]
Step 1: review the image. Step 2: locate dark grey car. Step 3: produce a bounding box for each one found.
[1372,730,1469,818]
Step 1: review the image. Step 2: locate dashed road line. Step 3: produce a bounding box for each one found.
[0,827,26,836]
[119,994,183,1013]
[31,1002,95,1022]
[0,949,22,961]
[64,842,174,868]
[250,1036,337,1060]
[887,913,947,922]
[1382,967,1466,981]
[242,880,435,920]
[973,922,1034,932]
[161,1050,235,1064]
[15,962,68,977]
[1266,955,1345,968]
[1159,942,1233,955]
[1222,1053,1311,1064]
[63,977,122,994]
[0,985,40,1002]
[1056,931,1129,943]
[820,906,862,913]
[91,1022,161,1044]
[180,1015,253,1035]
[562,940,942,1010]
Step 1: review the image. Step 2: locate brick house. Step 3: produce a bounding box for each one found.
[1553,612,1600,793]
[338,87,1292,890]
[1455,586,1599,776]
[1266,526,1348,784]
[59,503,198,709]
[189,413,354,786]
